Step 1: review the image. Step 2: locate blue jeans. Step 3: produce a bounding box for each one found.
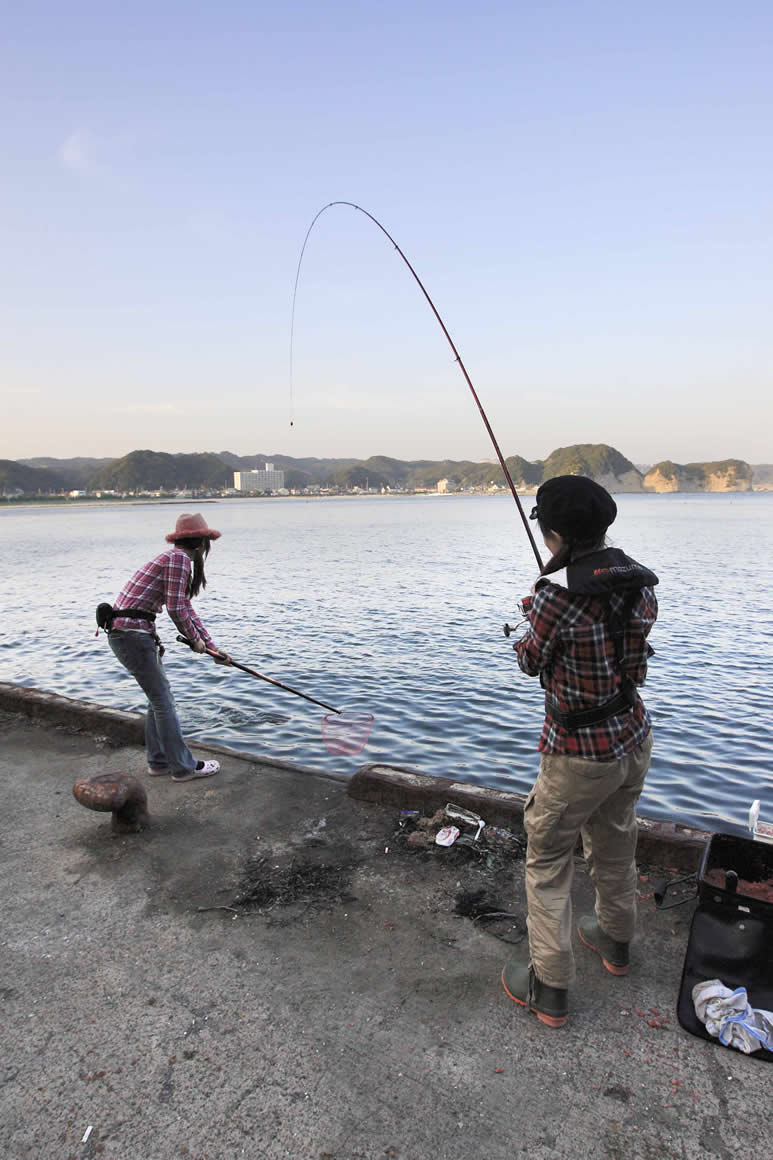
[108,630,196,776]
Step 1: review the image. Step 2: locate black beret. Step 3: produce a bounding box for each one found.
[530,475,617,540]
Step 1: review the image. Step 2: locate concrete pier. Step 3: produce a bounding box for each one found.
[0,690,768,1160]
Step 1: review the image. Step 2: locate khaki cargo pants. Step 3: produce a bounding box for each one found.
[523,731,653,989]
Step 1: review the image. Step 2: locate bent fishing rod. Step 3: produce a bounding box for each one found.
[176,635,341,715]
[291,201,544,570]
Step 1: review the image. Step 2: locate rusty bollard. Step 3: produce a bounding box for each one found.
[72,773,150,835]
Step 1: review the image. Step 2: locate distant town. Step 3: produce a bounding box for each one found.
[1,445,771,502]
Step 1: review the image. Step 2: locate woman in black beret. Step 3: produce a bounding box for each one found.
[502,477,659,1028]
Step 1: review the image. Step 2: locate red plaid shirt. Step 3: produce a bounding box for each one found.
[515,580,658,760]
[112,547,215,647]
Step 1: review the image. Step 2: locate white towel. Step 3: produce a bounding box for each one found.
[692,979,773,1054]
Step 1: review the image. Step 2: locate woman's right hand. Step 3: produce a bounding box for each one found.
[191,638,207,654]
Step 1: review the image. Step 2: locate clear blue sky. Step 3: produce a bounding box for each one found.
[3,1,772,465]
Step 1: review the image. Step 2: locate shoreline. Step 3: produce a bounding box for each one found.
[0,680,710,868]
[2,488,770,511]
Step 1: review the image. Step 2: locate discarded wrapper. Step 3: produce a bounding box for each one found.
[435,825,460,847]
[445,803,485,842]
[487,826,519,842]
[749,800,773,845]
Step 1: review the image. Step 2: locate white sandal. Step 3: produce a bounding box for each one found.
[171,759,220,782]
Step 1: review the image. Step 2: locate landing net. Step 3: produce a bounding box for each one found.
[321,711,375,756]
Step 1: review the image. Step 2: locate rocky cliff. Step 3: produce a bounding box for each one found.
[644,459,753,492]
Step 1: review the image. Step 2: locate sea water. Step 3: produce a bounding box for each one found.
[1,492,771,831]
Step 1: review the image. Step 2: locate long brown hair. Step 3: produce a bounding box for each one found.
[173,536,211,597]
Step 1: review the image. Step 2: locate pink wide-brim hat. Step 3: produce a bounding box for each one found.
[165,512,222,542]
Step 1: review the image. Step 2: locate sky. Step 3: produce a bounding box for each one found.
[2,1,772,466]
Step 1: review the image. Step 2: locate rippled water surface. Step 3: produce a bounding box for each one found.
[2,493,772,831]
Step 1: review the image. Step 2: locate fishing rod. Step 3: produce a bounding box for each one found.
[176,635,342,715]
[290,201,544,570]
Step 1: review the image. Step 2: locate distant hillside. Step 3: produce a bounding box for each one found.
[393,445,641,492]
[217,450,542,490]
[752,464,773,488]
[89,450,232,491]
[0,459,67,494]
[328,463,391,490]
[325,449,623,490]
[0,444,658,495]
[217,451,360,484]
[18,456,114,490]
[3,445,758,495]
[644,459,753,492]
[542,445,643,492]
[507,455,544,487]
[370,456,496,489]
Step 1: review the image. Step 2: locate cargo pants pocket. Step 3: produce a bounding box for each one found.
[523,784,570,852]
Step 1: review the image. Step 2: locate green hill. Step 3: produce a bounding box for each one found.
[18,457,114,489]
[327,464,390,489]
[404,459,485,488]
[218,451,360,484]
[89,450,232,491]
[0,460,67,494]
[542,444,639,480]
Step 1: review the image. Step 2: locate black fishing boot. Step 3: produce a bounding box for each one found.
[501,957,568,1028]
[577,915,630,976]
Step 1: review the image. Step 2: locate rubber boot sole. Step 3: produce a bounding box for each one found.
[577,926,629,976]
[500,969,568,1028]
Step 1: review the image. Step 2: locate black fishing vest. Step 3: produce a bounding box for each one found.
[536,548,658,731]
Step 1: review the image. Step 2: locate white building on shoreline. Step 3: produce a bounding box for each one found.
[234,463,285,492]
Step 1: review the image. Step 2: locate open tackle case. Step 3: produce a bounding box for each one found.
[677,828,773,1061]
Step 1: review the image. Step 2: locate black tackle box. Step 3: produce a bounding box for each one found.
[676,832,773,1061]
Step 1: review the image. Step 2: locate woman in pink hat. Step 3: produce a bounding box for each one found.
[100,512,230,781]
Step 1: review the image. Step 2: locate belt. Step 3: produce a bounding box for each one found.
[109,608,164,657]
[545,683,636,731]
[112,607,156,623]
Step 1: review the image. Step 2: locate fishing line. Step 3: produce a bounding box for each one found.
[289,200,543,569]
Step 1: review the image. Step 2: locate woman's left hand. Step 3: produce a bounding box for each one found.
[211,649,232,666]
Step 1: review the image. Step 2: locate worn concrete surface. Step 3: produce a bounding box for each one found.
[1,712,768,1160]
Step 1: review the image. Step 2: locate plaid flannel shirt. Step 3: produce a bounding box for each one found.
[515,580,658,760]
[112,547,215,647]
